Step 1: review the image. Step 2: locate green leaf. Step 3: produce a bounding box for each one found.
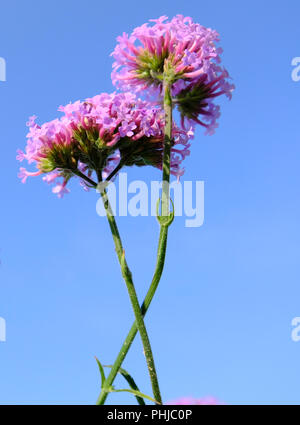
[95,357,106,389]
[108,388,160,405]
[104,365,145,405]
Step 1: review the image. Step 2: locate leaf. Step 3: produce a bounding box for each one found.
[95,357,106,389]
[104,365,146,405]
[108,388,161,405]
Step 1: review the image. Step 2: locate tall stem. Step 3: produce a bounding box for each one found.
[99,188,162,405]
[96,80,173,405]
[97,225,168,405]
[161,80,173,216]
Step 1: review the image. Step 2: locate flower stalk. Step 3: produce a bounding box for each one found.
[96,224,169,404]
[98,186,162,405]
[96,76,174,405]
[161,79,173,217]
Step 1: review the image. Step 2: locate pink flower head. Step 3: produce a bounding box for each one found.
[167,396,223,405]
[111,15,234,134]
[18,92,193,196]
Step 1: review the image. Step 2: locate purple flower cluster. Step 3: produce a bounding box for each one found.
[111,15,234,134]
[17,92,192,196]
[167,396,222,405]
[18,15,233,196]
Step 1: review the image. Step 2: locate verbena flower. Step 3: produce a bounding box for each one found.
[17,92,192,196]
[167,396,222,405]
[111,15,234,134]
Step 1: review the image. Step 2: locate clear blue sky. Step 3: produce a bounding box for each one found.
[0,0,300,405]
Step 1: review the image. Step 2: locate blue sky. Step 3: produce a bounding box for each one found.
[0,0,300,404]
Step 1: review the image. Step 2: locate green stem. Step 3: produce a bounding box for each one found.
[73,169,98,187]
[96,80,173,405]
[99,188,162,405]
[161,80,173,215]
[96,224,168,405]
[105,151,133,182]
